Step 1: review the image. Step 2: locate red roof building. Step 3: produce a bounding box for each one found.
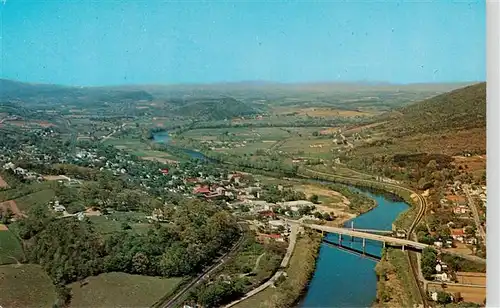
[160,168,169,175]
[193,186,210,195]
[258,210,276,218]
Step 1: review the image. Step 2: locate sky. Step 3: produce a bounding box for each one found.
[0,0,486,86]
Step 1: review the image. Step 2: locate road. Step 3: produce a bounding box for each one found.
[161,228,246,308]
[285,220,429,249]
[463,184,486,242]
[223,224,299,308]
[301,167,430,307]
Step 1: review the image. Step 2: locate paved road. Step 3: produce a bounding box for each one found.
[223,224,299,308]
[463,184,486,242]
[286,220,429,249]
[280,224,298,267]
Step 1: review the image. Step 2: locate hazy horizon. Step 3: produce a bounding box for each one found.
[1,1,486,87]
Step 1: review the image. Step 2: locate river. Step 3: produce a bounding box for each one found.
[152,132,410,308]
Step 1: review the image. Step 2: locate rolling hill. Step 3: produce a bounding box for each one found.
[388,82,486,137]
[172,97,261,121]
[352,82,487,157]
[0,79,154,106]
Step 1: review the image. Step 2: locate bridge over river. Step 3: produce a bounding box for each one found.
[285,220,428,250]
[285,219,486,264]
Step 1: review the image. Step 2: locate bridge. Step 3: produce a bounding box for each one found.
[285,219,429,251]
[351,228,393,235]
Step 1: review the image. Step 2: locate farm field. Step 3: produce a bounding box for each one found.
[0,229,24,264]
[0,264,57,308]
[455,272,486,286]
[14,189,56,212]
[68,272,183,308]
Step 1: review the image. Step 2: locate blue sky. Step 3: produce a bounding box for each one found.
[0,0,486,86]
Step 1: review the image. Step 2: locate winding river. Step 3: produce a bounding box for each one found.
[152,132,410,308]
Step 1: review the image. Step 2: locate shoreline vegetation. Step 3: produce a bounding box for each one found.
[148,135,419,307]
[233,231,322,308]
[374,248,421,308]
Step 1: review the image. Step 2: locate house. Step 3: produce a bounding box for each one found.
[436,263,443,273]
[160,168,169,175]
[434,241,443,248]
[435,272,450,282]
[268,219,286,230]
[53,205,66,212]
[258,210,276,219]
[76,212,85,221]
[453,205,470,214]
[193,186,210,195]
[430,292,439,302]
[257,233,285,243]
[451,229,465,242]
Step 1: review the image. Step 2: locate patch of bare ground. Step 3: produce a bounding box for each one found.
[0,175,8,188]
[443,242,474,256]
[455,272,486,285]
[0,200,26,218]
[0,224,8,231]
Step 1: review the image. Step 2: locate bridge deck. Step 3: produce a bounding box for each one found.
[287,220,429,250]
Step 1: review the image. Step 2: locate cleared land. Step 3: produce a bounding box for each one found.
[0,200,24,218]
[0,175,9,188]
[455,272,486,285]
[14,189,56,212]
[69,272,183,308]
[0,264,57,308]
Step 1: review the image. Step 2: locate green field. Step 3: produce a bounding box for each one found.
[14,189,56,212]
[0,264,57,308]
[88,212,152,236]
[0,229,24,264]
[68,272,183,308]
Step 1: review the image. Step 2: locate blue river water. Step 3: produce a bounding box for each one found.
[300,189,409,308]
[152,132,410,308]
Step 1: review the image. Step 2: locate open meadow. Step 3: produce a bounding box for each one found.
[0,229,24,264]
[0,264,57,308]
[68,272,183,308]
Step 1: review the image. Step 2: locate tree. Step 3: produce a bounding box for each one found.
[132,252,150,274]
[436,291,452,304]
[309,194,319,204]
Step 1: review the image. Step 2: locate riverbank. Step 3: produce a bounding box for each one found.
[374,248,422,308]
[233,231,322,308]
[149,134,421,307]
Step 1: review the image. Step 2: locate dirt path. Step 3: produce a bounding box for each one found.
[252,253,266,273]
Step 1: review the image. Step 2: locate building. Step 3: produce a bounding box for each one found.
[451,229,465,243]
[257,233,284,243]
[268,219,286,230]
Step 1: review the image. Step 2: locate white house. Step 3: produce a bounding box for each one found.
[435,263,442,273]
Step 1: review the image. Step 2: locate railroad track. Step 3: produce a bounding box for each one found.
[160,224,246,308]
[302,167,430,307]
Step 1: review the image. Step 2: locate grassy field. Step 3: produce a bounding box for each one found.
[87,212,152,236]
[14,189,56,212]
[0,264,57,308]
[0,229,24,264]
[68,272,183,308]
